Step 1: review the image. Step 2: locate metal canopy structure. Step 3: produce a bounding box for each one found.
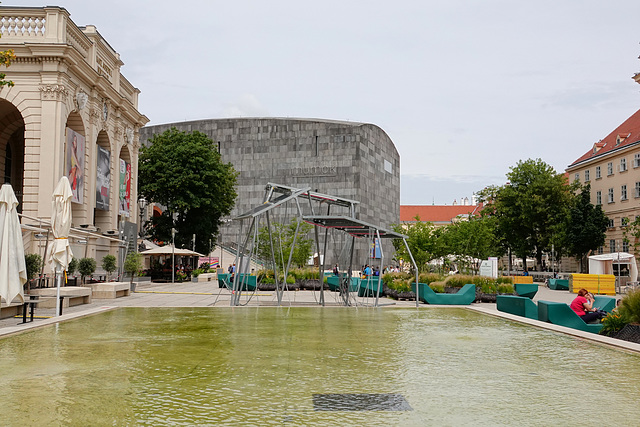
[229,183,418,307]
[302,215,407,239]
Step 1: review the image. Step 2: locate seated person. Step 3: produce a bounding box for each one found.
[570,288,606,323]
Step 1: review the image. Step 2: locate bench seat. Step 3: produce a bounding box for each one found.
[30,287,92,308]
[537,300,602,333]
[89,282,131,299]
[497,295,538,320]
[514,283,538,299]
[412,283,476,305]
[548,279,569,290]
[358,277,383,298]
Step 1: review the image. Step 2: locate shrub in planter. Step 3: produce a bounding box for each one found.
[192,268,204,278]
[497,284,514,294]
[102,254,117,281]
[429,284,445,293]
[600,311,629,337]
[418,272,443,284]
[78,257,97,284]
[619,289,640,324]
[67,257,78,278]
[445,275,475,288]
[24,253,43,281]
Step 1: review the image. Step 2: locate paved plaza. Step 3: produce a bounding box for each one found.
[1,280,639,353]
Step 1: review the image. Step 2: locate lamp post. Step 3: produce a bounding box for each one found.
[172,227,176,284]
[138,196,147,238]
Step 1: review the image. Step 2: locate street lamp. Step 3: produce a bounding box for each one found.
[138,196,147,238]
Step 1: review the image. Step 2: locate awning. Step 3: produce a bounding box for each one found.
[140,244,204,257]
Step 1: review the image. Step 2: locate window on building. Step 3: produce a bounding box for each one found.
[584,169,590,181]
[635,153,640,168]
[607,162,613,175]
[598,246,604,255]
[596,191,602,205]
[622,217,629,227]
[620,158,627,172]
[636,182,640,198]
[623,240,630,252]
[610,239,616,253]
[595,166,601,179]
[608,218,614,228]
[384,159,393,174]
[574,173,579,182]
[621,184,628,200]
[608,188,614,203]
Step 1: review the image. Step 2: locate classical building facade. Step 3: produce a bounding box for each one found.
[566,108,640,258]
[0,6,148,266]
[140,118,400,265]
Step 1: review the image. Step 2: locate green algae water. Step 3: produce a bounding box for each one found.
[1,307,640,426]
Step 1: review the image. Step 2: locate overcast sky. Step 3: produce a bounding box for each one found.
[16,1,640,204]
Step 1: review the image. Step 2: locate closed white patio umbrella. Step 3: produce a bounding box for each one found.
[0,183,27,305]
[48,177,74,316]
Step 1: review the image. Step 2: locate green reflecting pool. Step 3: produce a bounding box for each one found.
[1,307,639,425]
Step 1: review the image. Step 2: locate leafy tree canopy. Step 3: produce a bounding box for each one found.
[484,159,574,270]
[257,219,313,270]
[565,184,609,272]
[139,128,238,254]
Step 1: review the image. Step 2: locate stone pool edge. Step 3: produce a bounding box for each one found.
[469,305,640,354]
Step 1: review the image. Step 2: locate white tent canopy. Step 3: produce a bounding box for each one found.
[588,252,638,281]
[140,244,203,257]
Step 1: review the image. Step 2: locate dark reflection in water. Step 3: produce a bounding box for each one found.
[313,393,413,411]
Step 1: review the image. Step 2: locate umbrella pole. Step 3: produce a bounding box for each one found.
[55,268,61,316]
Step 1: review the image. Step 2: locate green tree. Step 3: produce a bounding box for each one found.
[257,218,313,269]
[78,257,96,284]
[486,159,574,271]
[445,215,503,274]
[124,252,143,287]
[24,253,42,281]
[67,257,78,277]
[392,217,440,272]
[101,254,117,281]
[565,184,609,272]
[139,128,238,254]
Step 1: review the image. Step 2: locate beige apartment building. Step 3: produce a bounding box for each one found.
[0,6,148,268]
[566,107,640,262]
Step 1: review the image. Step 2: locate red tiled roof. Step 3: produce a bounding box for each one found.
[400,205,482,223]
[569,108,640,167]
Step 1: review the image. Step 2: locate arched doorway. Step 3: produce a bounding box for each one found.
[0,100,25,212]
[64,111,87,225]
[94,130,112,232]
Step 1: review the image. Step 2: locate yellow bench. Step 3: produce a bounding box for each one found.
[569,274,615,295]
[510,276,534,284]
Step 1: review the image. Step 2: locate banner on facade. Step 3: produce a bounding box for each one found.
[96,146,110,210]
[119,159,131,217]
[199,257,220,269]
[66,128,85,204]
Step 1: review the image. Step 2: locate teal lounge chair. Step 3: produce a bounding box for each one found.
[537,300,603,333]
[593,295,616,313]
[235,274,257,291]
[218,273,231,289]
[411,283,476,305]
[548,279,569,290]
[358,277,383,298]
[514,283,538,299]
[328,276,358,293]
[496,295,538,320]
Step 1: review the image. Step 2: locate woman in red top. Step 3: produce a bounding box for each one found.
[570,288,604,323]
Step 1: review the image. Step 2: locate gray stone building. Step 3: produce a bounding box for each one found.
[140,117,400,267]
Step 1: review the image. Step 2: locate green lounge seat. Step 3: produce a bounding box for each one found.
[593,295,616,313]
[548,279,569,290]
[514,283,538,299]
[327,276,358,293]
[235,274,257,291]
[217,273,231,289]
[411,283,476,305]
[496,295,538,320]
[537,300,603,333]
[358,277,383,298]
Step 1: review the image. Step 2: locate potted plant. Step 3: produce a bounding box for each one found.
[78,257,97,285]
[124,252,143,291]
[101,254,117,282]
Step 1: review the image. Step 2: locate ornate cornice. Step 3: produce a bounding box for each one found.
[39,84,69,101]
